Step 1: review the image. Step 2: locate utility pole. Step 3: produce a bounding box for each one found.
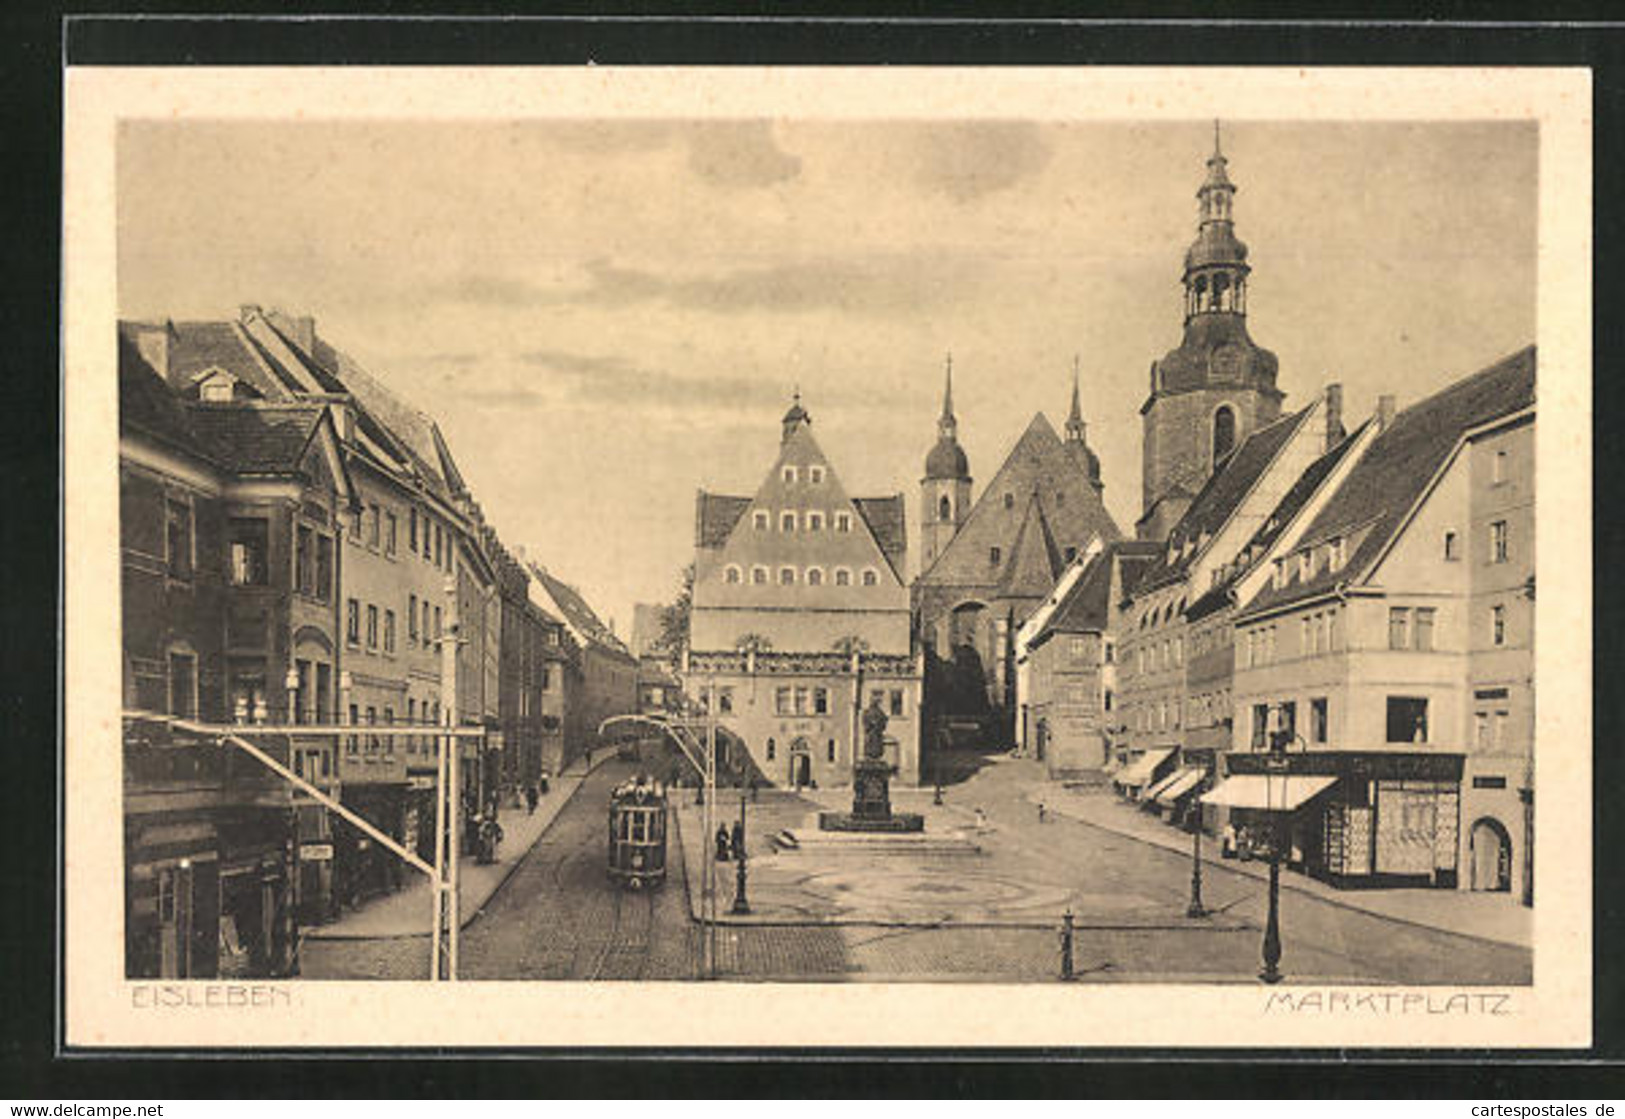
[430,575,461,980]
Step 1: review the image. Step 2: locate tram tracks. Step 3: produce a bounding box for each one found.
[584,884,656,980]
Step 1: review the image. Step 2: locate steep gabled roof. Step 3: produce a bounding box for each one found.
[1033,541,1162,645]
[1133,404,1312,594]
[1240,346,1536,618]
[695,493,752,549]
[531,564,633,659]
[999,490,1064,598]
[186,403,329,476]
[119,333,216,462]
[853,496,907,579]
[1186,421,1368,620]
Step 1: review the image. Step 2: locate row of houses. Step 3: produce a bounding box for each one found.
[119,306,637,979]
[1016,347,1536,903]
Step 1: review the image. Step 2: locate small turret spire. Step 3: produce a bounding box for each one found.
[1066,356,1084,438]
[781,386,810,442]
[941,354,954,420]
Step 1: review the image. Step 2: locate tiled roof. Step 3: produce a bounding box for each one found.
[1035,541,1161,642]
[1133,404,1312,595]
[186,402,327,475]
[696,493,752,548]
[153,321,296,401]
[999,491,1064,599]
[854,496,907,575]
[119,334,214,460]
[532,565,633,659]
[1240,346,1536,619]
[1186,421,1368,621]
[1149,307,1281,401]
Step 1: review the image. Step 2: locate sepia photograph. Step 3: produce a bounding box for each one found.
[62,65,1592,1049]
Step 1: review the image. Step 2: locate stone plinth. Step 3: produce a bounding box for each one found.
[818,758,924,832]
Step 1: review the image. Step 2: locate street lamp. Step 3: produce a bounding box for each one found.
[1186,772,1209,919]
[731,790,751,915]
[1259,705,1302,985]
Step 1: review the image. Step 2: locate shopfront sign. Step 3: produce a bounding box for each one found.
[299,843,334,862]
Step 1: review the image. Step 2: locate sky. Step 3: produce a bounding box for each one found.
[118,118,1537,634]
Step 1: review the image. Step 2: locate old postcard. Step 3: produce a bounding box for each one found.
[62,65,1592,1048]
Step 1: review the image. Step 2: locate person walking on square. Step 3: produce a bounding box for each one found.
[974,807,988,833]
[1037,801,1047,824]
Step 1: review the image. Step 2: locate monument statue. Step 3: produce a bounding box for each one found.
[862,693,889,760]
[818,687,923,833]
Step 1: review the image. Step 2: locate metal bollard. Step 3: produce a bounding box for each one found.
[1059,908,1075,981]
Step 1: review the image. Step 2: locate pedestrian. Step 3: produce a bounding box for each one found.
[1222,822,1238,860]
[539,769,550,796]
[1037,802,1047,824]
[731,819,746,861]
[715,825,732,862]
[525,783,539,815]
[974,807,988,833]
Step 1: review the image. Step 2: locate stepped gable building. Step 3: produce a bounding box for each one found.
[1139,126,1285,544]
[687,395,922,788]
[913,363,1120,737]
[1225,347,1536,896]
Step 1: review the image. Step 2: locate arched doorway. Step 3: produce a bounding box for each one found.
[1470,817,1512,892]
[788,737,812,789]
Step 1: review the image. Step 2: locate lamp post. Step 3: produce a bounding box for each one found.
[731,791,751,915]
[1186,787,1208,919]
[1259,707,1297,986]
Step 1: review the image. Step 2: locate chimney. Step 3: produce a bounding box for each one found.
[1324,383,1344,450]
[292,315,316,354]
[1376,394,1397,431]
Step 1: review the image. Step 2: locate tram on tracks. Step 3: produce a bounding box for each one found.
[607,776,668,890]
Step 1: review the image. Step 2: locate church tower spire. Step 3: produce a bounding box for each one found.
[1064,356,1085,444]
[1063,356,1103,492]
[1136,123,1284,542]
[920,353,972,571]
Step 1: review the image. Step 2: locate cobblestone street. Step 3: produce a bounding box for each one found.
[303,750,1532,984]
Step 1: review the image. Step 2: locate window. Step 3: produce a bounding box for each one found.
[793,687,809,715]
[807,567,823,586]
[315,534,333,602]
[718,687,734,714]
[1475,710,1491,748]
[346,599,360,645]
[725,565,742,584]
[1444,530,1459,561]
[779,566,797,586]
[807,511,825,532]
[384,610,396,653]
[295,524,314,596]
[989,547,1002,566]
[780,511,796,533]
[1330,536,1346,569]
[422,517,433,558]
[315,662,331,723]
[1494,709,1508,747]
[1414,607,1435,651]
[1057,492,1066,508]
[1103,689,1114,712]
[1298,551,1311,583]
[434,524,443,567]
[782,465,797,484]
[1473,775,1508,790]
[1104,641,1115,665]
[1310,697,1328,744]
[409,508,418,552]
[366,706,378,751]
[753,511,769,531]
[1278,700,1297,744]
[1328,608,1341,651]
[751,566,768,585]
[766,738,776,761]
[1491,604,1506,646]
[165,498,192,580]
[409,594,419,641]
[408,697,416,728]
[862,569,878,587]
[293,659,312,724]
[1490,520,1509,564]
[366,605,379,649]
[1493,449,1508,484]
[835,512,852,533]
[347,703,360,752]
[1252,703,1269,750]
[350,508,363,541]
[385,512,397,556]
[939,495,952,521]
[367,503,381,548]
[813,687,828,715]
[1212,405,1237,463]
[228,518,269,586]
[827,739,836,762]
[1070,636,1088,659]
[1386,696,1429,744]
[1301,616,1312,655]
[167,651,197,718]
[834,567,851,587]
[1003,493,1014,510]
[1388,607,1410,650]
[434,606,443,639]
[888,689,904,717]
[422,601,432,643]
[810,465,825,484]
[775,687,791,715]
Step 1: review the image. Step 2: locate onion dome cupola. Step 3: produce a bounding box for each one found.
[781,388,811,442]
[924,354,971,481]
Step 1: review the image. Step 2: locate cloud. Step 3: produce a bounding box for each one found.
[912,122,1054,203]
[515,348,781,410]
[686,122,801,188]
[556,253,985,316]
[430,274,542,307]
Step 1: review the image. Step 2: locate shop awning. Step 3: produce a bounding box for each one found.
[1142,767,1186,801]
[1154,767,1207,805]
[1199,774,1336,810]
[1115,747,1174,788]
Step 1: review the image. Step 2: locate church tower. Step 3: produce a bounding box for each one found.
[1138,123,1284,542]
[920,356,972,571]
[1063,358,1103,494]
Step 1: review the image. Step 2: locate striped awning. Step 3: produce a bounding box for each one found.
[1154,767,1207,805]
[1115,747,1174,788]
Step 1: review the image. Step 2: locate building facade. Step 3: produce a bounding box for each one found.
[529,565,638,771]
[687,396,923,786]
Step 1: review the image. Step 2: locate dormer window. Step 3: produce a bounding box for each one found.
[779,566,797,585]
[780,511,796,533]
[724,565,743,584]
[835,512,852,533]
[989,546,1002,566]
[751,565,768,585]
[782,465,798,484]
[809,465,825,484]
[862,568,879,587]
[807,511,825,532]
[753,510,769,531]
[834,567,852,587]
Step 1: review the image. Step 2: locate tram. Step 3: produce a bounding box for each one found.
[607,776,668,890]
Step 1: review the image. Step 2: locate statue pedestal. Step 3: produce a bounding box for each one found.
[818,758,924,833]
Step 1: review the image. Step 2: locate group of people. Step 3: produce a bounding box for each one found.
[713,819,747,862]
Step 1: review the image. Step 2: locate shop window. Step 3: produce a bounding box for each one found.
[1386,696,1429,744]
[165,498,193,580]
[227,518,269,586]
